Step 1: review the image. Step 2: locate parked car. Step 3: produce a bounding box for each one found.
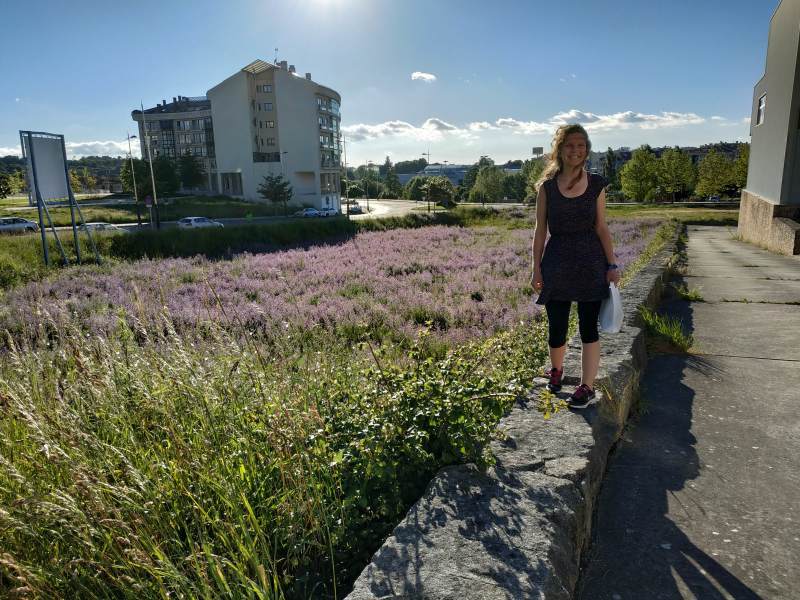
[293,208,321,218]
[80,222,129,234]
[177,216,224,229]
[0,217,39,234]
[708,195,721,203]
[318,207,338,217]
[347,204,364,215]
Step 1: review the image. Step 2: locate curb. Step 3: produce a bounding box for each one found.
[346,228,680,599]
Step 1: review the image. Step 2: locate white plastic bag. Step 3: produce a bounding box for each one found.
[599,282,623,333]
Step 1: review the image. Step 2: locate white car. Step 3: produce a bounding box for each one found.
[80,222,129,234]
[177,216,224,229]
[318,207,339,217]
[0,217,39,234]
[293,208,321,218]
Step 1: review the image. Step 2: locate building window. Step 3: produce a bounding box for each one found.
[265,102,273,111]
[266,137,276,146]
[756,93,766,126]
[221,172,243,195]
[257,103,261,111]
[267,120,274,128]
[320,134,325,144]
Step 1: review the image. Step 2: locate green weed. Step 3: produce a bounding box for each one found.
[638,306,694,352]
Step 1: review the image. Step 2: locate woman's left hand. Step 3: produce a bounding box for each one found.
[607,268,621,285]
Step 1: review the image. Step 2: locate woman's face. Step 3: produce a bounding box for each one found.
[560,132,588,168]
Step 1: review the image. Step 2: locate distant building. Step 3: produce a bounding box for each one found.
[415,164,470,187]
[207,59,342,210]
[131,96,216,192]
[739,0,800,254]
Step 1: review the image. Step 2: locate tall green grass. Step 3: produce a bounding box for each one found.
[0,314,550,598]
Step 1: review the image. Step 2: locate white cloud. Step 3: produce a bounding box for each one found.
[495,117,551,135]
[741,116,751,124]
[0,140,139,159]
[343,117,474,142]
[344,108,711,145]
[15,97,21,103]
[66,140,139,158]
[411,71,437,83]
[711,115,725,121]
[467,121,498,131]
[422,117,457,131]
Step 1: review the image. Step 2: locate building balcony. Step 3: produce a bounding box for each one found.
[321,158,340,169]
[253,152,281,163]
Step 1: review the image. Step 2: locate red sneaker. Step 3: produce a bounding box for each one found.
[545,366,563,392]
[568,384,597,409]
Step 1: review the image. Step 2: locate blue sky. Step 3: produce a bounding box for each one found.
[0,0,778,165]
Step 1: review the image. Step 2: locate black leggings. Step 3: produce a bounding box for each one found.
[545,300,602,348]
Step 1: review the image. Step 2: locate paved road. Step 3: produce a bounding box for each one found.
[578,226,800,599]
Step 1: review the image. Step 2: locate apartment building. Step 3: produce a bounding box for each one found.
[207,59,342,209]
[739,0,800,254]
[131,96,217,191]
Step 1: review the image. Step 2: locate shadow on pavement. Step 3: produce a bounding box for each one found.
[576,286,763,599]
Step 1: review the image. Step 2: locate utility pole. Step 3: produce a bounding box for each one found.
[422,149,431,213]
[141,101,160,229]
[127,133,142,226]
[342,134,349,218]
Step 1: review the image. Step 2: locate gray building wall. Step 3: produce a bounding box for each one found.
[747,0,800,205]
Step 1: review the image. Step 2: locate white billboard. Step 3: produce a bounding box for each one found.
[20,132,70,204]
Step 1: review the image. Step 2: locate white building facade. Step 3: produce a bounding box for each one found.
[207,59,342,210]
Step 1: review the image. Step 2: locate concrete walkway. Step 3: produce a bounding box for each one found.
[578,226,800,599]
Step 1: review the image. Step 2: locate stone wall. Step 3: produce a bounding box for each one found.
[738,190,800,255]
[345,233,679,599]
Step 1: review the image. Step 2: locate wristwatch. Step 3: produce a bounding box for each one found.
[607,263,618,271]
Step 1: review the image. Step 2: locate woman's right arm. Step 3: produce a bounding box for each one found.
[531,185,548,290]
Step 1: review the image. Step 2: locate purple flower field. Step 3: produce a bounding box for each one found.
[0,220,663,345]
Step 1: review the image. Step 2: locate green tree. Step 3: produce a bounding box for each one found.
[0,173,12,199]
[68,169,82,193]
[79,167,96,191]
[503,171,527,201]
[463,155,495,193]
[657,147,695,201]
[120,158,149,197]
[620,146,659,202]
[695,149,734,198]
[384,165,402,198]
[472,165,504,203]
[603,147,617,189]
[8,170,26,194]
[360,176,383,198]
[345,182,363,198]
[423,175,455,207]
[523,158,546,200]
[178,152,206,190]
[153,156,180,196]
[380,155,393,177]
[732,143,750,190]
[394,158,427,174]
[404,176,427,201]
[257,174,293,215]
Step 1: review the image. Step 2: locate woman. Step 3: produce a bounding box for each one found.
[531,124,620,409]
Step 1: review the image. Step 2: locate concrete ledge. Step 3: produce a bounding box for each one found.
[738,190,800,255]
[773,217,800,255]
[346,232,679,599]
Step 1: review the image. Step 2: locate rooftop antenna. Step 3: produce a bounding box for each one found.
[274,47,279,63]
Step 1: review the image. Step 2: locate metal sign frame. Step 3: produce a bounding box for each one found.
[19,130,101,266]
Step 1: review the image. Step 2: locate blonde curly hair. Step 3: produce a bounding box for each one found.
[535,124,592,191]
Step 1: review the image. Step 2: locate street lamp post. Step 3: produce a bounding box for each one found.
[140,101,160,230]
[366,160,374,213]
[342,134,350,218]
[126,133,142,226]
